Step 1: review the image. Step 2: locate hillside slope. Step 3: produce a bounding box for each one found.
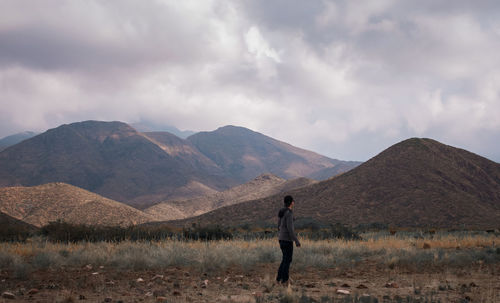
[145,173,317,221]
[0,131,38,151]
[187,125,361,182]
[0,121,232,208]
[0,183,158,227]
[170,138,500,229]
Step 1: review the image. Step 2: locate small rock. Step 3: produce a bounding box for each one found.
[92,272,99,275]
[28,288,39,295]
[145,292,153,297]
[136,278,144,283]
[385,282,399,288]
[2,292,16,299]
[85,264,92,270]
[99,266,104,269]
[223,277,229,283]
[336,289,350,295]
[201,280,208,288]
[105,281,115,286]
[184,271,190,277]
[156,297,168,302]
[356,284,368,289]
[153,290,166,297]
[152,275,164,281]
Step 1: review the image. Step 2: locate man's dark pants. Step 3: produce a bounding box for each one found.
[276,240,293,283]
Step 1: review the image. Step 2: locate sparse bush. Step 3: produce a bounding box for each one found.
[182,225,233,241]
[40,221,177,242]
[12,259,33,280]
[256,246,278,263]
[0,222,34,242]
[32,251,61,269]
[0,251,15,268]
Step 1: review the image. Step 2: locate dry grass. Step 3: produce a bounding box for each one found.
[0,233,498,274]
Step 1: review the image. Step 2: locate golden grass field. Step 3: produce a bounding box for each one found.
[0,232,499,302]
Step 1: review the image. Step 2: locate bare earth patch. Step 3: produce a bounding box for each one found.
[0,263,498,302]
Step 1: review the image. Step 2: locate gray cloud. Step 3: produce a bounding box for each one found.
[1,0,499,162]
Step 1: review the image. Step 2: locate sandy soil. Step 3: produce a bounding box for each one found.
[1,262,499,302]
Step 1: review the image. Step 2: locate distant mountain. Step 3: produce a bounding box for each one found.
[0,183,158,227]
[169,138,500,229]
[130,122,195,138]
[0,121,233,208]
[145,173,317,221]
[0,131,38,151]
[187,125,361,182]
[0,121,359,209]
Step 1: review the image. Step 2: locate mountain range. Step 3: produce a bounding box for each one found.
[169,138,500,229]
[2,120,498,229]
[0,121,359,208]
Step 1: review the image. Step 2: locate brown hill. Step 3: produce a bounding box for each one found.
[145,173,317,221]
[187,125,361,182]
[0,212,38,231]
[0,183,158,227]
[0,121,234,208]
[169,138,500,229]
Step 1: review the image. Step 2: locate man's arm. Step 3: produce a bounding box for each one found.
[286,212,300,246]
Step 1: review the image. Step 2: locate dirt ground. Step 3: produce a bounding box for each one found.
[1,262,499,302]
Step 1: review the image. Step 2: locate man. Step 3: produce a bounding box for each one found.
[276,195,301,285]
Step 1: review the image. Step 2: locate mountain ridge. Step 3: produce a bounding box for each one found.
[0,120,359,208]
[167,138,500,229]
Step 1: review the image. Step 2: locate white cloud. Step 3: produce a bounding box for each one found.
[1,0,500,162]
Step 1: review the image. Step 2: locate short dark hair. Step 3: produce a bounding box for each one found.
[284,195,294,207]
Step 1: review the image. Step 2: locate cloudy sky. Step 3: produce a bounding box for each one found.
[1,0,499,162]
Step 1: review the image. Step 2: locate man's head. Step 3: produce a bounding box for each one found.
[284,195,294,208]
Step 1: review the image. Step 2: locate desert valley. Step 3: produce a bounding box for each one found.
[0,120,499,302]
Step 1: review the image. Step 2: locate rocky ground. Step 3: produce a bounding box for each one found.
[1,262,499,302]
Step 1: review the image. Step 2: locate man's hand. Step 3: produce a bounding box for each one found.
[296,242,301,247]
